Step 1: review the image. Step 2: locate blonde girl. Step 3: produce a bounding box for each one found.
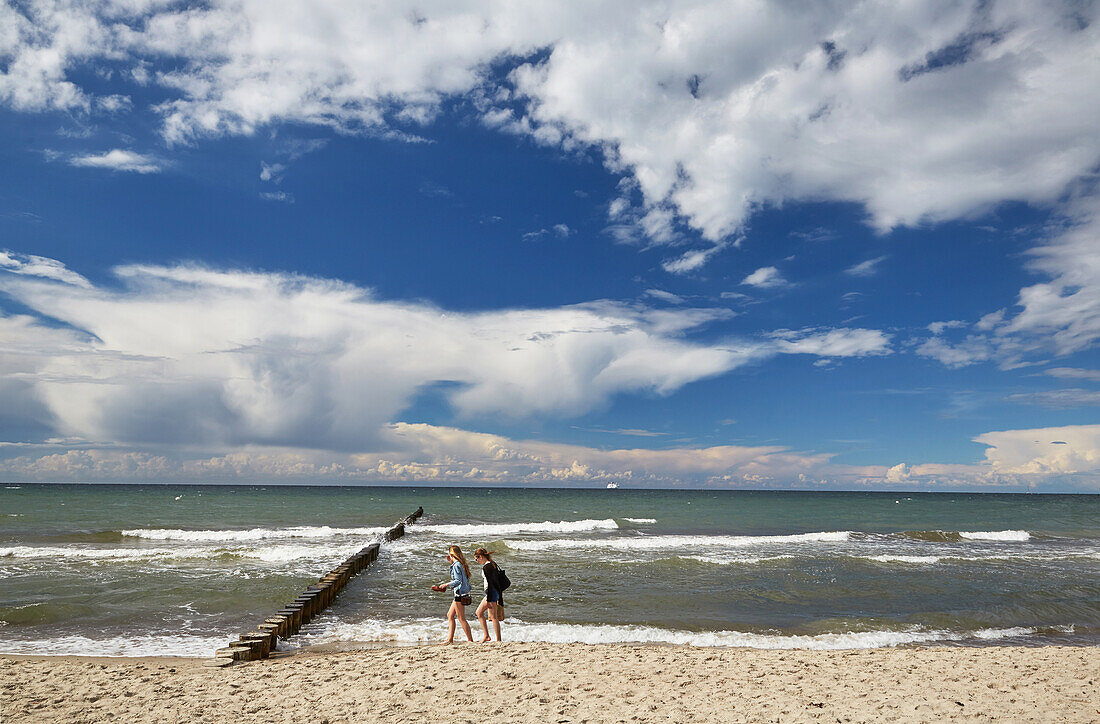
[431,545,474,644]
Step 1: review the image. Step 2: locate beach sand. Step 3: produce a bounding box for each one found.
[2,644,1097,723]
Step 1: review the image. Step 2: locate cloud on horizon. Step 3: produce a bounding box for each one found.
[3,421,1098,492]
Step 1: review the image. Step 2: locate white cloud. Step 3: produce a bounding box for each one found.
[644,289,683,305]
[259,162,285,182]
[916,194,1100,368]
[975,425,1100,477]
[0,258,737,451]
[94,94,132,114]
[2,2,1096,244]
[259,191,293,203]
[0,422,832,484]
[1045,367,1100,382]
[915,334,993,368]
[741,266,786,288]
[927,320,966,335]
[884,462,910,483]
[3,421,1096,490]
[1006,389,1100,408]
[69,149,162,173]
[523,224,573,242]
[0,255,895,457]
[844,256,888,277]
[0,250,90,288]
[662,243,726,274]
[1000,195,1100,355]
[768,328,891,358]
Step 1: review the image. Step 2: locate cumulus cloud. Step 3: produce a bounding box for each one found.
[2,2,1097,245]
[69,149,162,173]
[0,422,830,484]
[0,254,893,455]
[975,425,1100,478]
[3,421,1096,490]
[741,266,786,288]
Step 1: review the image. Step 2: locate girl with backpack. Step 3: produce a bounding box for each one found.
[473,547,505,642]
[430,545,474,644]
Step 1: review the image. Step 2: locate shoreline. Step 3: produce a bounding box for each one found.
[3,643,1097,722]
[2,635,1095,661]
[2,632,1097,658]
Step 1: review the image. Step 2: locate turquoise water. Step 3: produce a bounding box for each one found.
[1,484,1098,655]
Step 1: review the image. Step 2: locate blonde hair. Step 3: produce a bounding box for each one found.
[449,545,471,579]
[473,547,496,565]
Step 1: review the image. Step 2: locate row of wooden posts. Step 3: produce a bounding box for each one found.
[212,506,424,665]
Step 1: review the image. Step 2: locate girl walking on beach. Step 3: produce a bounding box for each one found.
[431,545,474,644]
[473,548,504,642]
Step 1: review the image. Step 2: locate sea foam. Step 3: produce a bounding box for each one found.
[959,530,1031,541]
[294,617,1064,651]
[503,531,852,551]
[0,546,213,560]
[415,519,619,537]
[679,554,796,565]
[120,525,389,542]
[0,633,230,658]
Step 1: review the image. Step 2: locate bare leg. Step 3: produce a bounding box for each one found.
[475,599,491,642]
[491,603,503,642]
[444,601,457,644]
[454,601,474,642]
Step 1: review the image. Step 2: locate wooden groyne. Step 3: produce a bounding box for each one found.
[212,506,424,665]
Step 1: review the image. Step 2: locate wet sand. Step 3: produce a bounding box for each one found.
[2,643,1097,722]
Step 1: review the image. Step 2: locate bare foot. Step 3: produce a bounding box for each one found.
[479,636,491,643]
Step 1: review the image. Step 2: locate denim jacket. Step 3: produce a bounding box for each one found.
[444,560,471,595]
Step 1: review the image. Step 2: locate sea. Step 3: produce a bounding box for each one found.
[1,484,1098,657]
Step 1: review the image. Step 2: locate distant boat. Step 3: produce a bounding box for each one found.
[606,482,619,489]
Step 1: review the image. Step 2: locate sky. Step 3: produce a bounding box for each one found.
[0,0,1098,491]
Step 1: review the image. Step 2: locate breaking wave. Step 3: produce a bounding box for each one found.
[502,531,852,551]
[959,530,1031,541]
[0,633,230,658]
[120,525,389,542]
[295,618,1072,650]
[415,519,619,537]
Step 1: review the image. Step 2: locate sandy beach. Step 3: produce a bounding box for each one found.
[2,644,1096,723]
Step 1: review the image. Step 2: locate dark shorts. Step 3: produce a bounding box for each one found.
[454,593,472,605]
[486,588,503,605]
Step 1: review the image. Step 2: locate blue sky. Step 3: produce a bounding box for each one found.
[1,1,1098,490]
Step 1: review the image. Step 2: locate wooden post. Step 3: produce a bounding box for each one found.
[235,636,267,660]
